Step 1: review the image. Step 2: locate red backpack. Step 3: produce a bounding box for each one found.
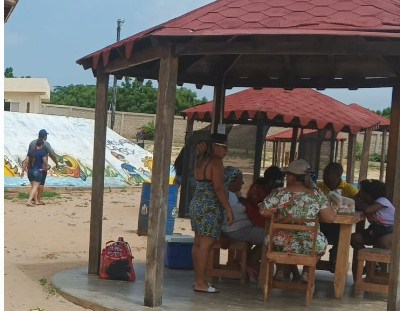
[99,237,136,282]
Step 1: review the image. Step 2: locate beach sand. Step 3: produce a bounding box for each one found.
[4,187,194,311]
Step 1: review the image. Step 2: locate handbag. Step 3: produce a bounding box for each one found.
[99,237,136,281]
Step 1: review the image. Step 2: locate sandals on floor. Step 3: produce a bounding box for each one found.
[26,201,35,207]
[193,285,219,293]
[37,201,46,205]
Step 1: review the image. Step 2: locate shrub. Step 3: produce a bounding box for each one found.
[142,121,155,140]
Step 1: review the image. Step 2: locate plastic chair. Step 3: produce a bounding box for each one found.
[263,215,320,306]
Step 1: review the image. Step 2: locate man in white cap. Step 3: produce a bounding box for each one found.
[27,129,59,205]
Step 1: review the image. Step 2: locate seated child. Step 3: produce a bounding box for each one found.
[351,179,394,252]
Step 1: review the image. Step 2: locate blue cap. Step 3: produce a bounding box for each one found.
[39,129,49,137]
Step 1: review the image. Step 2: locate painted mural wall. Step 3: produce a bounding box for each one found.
[4,112,175,188]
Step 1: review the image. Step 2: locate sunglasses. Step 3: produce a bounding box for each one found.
[213,143,228,149]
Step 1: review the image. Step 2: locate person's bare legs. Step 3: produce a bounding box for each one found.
[375,234,392,249]
[351,232,365,281]
[192,233,216,291]
[374,234,393,272]
[36,185,44,203]
[27,181,40,205]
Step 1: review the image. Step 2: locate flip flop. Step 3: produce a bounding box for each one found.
[193,285,219,293]
[193,282,213,288]
[26,202,35,207]
[37,201,46,205]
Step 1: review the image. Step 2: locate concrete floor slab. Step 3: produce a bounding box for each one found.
[52,262,387,311]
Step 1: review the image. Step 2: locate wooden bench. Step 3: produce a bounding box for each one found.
[207,239,249,284]
[354,248,391,296]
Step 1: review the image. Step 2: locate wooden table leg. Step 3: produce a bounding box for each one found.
[333,223,352,298]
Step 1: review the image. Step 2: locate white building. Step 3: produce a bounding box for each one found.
[4,78,51,114]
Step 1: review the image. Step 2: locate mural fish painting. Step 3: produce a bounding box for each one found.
[4,112,175,188]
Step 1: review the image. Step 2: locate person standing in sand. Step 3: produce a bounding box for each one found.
[28,129,59,205]
[22,139,48,206]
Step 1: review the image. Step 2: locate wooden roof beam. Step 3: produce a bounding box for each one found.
[103,46,162,74]
[223,77,400,89]
[175,41,400,56]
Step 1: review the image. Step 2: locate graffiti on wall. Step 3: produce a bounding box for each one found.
[4,112,175,188]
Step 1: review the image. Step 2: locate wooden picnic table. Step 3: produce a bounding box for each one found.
[320,212,365,298]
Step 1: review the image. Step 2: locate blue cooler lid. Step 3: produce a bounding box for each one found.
[165,235,194,243]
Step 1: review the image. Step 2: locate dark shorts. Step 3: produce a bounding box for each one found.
[362,223,393,245]
[28,168,43,183]
[40,170,48,186]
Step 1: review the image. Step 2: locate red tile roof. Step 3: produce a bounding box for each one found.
[266,128,347,142]
[348,103,390,130]
[158,0,400,36]
[77,0,400,69]
[181,88,381,134]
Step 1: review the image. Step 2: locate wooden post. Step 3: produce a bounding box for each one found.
[358,127,372,181]
[277,141,282,167]
[339,140,344,164]
[263,140,266,169]
[379,128,387,181]
[272,141,277,165]
[330,129,336,163]
[314,130,323,179]
[346,133,357,184]
[281,142,286,167]
[387,86,400,311]
[88,68,109,274]
[211,85,225,134]
[253,123,269,181]
[334,140,339,162]
[144,46,178,308]
[289,127,299,162]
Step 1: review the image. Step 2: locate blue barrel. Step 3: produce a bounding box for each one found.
[137,183,178,236]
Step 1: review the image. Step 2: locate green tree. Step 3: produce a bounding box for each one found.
[50,78,207,114]
[117,78,158,113]
[375,107,391,119]
[51,84,101,108]
[175,87,204,113]
[4,67,14,78]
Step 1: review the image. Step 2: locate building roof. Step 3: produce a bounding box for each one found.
[266,128,347,142]
[4,78,51,99]
[77,0,400,91]
[181,88,381,134]
[348,103,390,130]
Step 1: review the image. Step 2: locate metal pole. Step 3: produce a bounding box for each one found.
[110,19,124,130]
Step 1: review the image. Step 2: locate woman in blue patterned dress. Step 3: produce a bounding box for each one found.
[190,133,234,293]
[259,159,336,283]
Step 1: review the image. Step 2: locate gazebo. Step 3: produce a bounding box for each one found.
[181,87,380,183]
[265,128,347,168]
[76,0,400,309]
[348,103,391,181]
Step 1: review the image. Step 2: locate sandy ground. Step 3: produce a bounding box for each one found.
[4,187,195,311]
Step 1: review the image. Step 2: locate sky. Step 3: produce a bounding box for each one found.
[3,0,393,112]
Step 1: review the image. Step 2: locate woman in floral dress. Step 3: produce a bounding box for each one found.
[190,133,234,293]
[259,159,336,282]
